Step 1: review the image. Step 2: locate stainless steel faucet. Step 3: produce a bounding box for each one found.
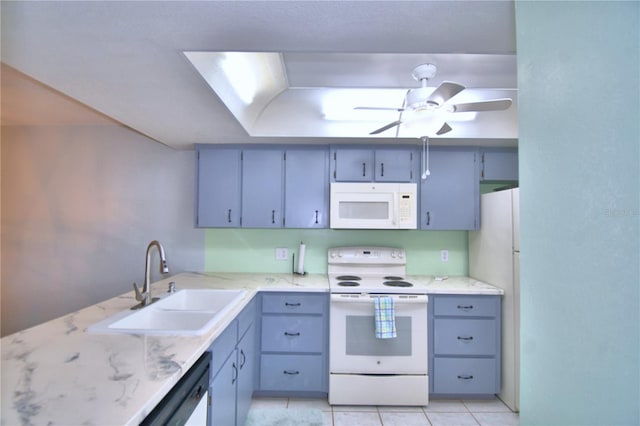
[133,240,169,307]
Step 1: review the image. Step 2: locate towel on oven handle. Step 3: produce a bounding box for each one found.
[374,296,397,339]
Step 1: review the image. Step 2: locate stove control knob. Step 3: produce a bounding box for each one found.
[398,251,405,259]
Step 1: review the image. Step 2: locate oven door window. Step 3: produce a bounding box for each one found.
[345,315,412,356]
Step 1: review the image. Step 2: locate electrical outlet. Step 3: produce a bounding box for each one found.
[275,247,288,261]
[440,249,449,262]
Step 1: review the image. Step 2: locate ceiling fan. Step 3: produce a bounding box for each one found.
[355,63,512,136]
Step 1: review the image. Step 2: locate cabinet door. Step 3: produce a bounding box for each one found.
[420,149,479,230]
[481,149,518,181]
[209,351,237,426]
[236,323,256,426]
[241,149,284,228]
[374,149,414,182]
[333,149,374,181]
[284,148,329,228]
[197,149,242,227]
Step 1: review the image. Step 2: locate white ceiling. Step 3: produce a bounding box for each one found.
[0,1,517,150]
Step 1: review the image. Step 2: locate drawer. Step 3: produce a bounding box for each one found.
[210,320,238,375]
[259,354,324,392]
[261,316,324,353]
[262,293,326,315]
[433,357,499,394]
[237,296,256,338]
[433,295,499,317]
[433,318,497,356]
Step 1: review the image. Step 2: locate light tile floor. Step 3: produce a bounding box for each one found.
[249,397,519,426]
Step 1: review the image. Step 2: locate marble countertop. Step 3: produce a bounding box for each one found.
[1,272,501,425]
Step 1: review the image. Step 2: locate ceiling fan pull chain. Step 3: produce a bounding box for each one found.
[421,136,431,180]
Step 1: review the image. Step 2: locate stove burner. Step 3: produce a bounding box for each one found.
[337,281,360,287]
[336,275,361,281]
[383,280,413,287]
[383,276,405,281]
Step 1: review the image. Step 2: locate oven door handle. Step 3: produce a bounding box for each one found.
[330,294,428,304]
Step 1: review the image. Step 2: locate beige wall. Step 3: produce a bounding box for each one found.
[1,125,203,336]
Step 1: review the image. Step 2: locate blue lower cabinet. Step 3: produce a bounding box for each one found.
[257,292,329,396]
[210,352,237,426]
[208,298,257,426]
[236,323,256,426]
[429,294,501,397]
[433,357,499,394]
[259,354,324,392]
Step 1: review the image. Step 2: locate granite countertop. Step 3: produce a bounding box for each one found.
[0,272,502,425]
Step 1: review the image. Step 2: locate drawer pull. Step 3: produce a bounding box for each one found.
[457,305,474,310]
[285,302,301,307]
[457,375,474,381]
[284,332,300,337]
[457,336,474,341]
[283,370,300,375]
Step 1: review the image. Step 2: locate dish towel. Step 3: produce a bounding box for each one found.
[374,296,397,339]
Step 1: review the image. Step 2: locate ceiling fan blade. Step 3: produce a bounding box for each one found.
[450,98,512,112]
[354,106,405,112]
[427,82,465,106]
[370,120,402,135]
[436,122,452,136]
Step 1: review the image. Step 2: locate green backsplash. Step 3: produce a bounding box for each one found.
[204,228,468,275]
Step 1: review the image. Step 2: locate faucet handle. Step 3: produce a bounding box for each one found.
[133,282,146,302]
[168,282,176,293]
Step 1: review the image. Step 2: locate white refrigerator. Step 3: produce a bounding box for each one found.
[468,188,520,412]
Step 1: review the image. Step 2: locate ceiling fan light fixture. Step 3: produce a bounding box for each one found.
[406,87,439,111]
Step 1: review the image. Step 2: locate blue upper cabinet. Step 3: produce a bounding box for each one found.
[420,148,480,230]
[197,145,328,229]
[331,146,417,182]
[480,148,518,182]
[284,148,329,228]
[196,148,242,227]
[374,149,415,182]
[332,148,374,181]
[242,149,284,228]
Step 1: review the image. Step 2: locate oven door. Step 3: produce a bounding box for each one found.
[330,293,428,374]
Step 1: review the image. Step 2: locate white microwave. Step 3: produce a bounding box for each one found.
[330,182,417,229]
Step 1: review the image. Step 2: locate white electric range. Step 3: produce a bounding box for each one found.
[327,246,429,406]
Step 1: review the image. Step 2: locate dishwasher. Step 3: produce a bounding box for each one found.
[141,351,210,426]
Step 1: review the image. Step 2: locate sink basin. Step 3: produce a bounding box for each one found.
[87,288,246,335]
[155,289,245,312]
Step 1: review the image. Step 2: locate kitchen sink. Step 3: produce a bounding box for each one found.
[156,289,245,312]
[87,288,246,336]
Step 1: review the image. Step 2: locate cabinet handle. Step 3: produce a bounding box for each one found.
[457,375,474,381]
[227,209,232,223]
[239,349,246,369]
[457,336,474,341]
[193,384,203,400]
[457,305,474,311]
[314,210,319,224]
[285,302,301,307]
[283,370,300,375]
[362,162,366,177]
[232,362,238,385]
[271,210,275,224]
[381,162,384,177]
[284,331,300,337]
[426,211,431,226]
